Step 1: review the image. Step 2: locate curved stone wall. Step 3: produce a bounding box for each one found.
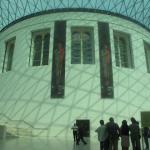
[0,12,150,137]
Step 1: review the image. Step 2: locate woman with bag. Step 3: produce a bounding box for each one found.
[120,120,130,150]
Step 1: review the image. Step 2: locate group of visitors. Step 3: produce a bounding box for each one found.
[71,117,150,150]
[95,117,149,150]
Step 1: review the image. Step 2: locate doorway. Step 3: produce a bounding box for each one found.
[76,119,90,137]
[141,111,150,127]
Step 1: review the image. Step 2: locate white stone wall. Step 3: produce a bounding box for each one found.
[0,12,150,137]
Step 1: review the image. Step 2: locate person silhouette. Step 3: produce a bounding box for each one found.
[95,120,109,150]
[143,127,149,150]
[106,117,120,150]
[120,120,130,150]
[129,117,141,150]
[71,123,78,142]
[76,123,87,145]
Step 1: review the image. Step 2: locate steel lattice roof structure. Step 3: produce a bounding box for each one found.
[0,0,150,31]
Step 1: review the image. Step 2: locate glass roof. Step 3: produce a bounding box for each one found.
[0,0,150,31]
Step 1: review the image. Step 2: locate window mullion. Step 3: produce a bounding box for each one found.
[118,36,121,67]
[81,31,83,64]
[126,38,130,68]
[119,36,123,67]
[41,33,44,65]
[32,35,35,65]
[5,45,9,71]
[148,50,150,72]
[145,43,150,73]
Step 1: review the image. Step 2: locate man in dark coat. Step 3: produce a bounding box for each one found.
[129,117,141,150]
[106,117,120,150]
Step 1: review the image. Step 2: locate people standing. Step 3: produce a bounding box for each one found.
[143,127,149,150]
[120,120,130,150]
[129,117,141,150]
[106,117,120,150]
[76,123,87,145]
[71,123,78,142]
[95,120,109,150]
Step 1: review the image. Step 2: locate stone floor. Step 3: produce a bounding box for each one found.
[0,136,147,150]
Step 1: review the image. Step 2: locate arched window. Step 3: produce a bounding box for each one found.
[144,41,150,73]
[119,37,128,67]
[32,29,50,66]
[113,31,134,68]
[2,37,15,72]
[71,32,81,64]
[71,27,95,64]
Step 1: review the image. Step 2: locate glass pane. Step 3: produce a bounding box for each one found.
[114,36,120,66]
[6,43,14,71]
[71,32,81,64]
[42,33,50,65]
[127,40,134,68]
[147,49,150,72]
[33,35,42,66]
[119,37,128,67]
[145,43,150,73]
[82,31,94,64]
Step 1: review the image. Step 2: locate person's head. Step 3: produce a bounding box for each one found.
[122,120,127,126]
[109,117,114,123]
[100,120,104,125]
[131,117,136,123]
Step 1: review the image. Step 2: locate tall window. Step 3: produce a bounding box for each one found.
[2,38,15,72]
[144,41,150,73]
[113,31,134,68]
[71,27,95,64]
[31,30,50,66]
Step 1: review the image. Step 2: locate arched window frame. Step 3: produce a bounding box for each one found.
[31,29,50,66]
[71,27,95,64]
[113,31,134,68]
